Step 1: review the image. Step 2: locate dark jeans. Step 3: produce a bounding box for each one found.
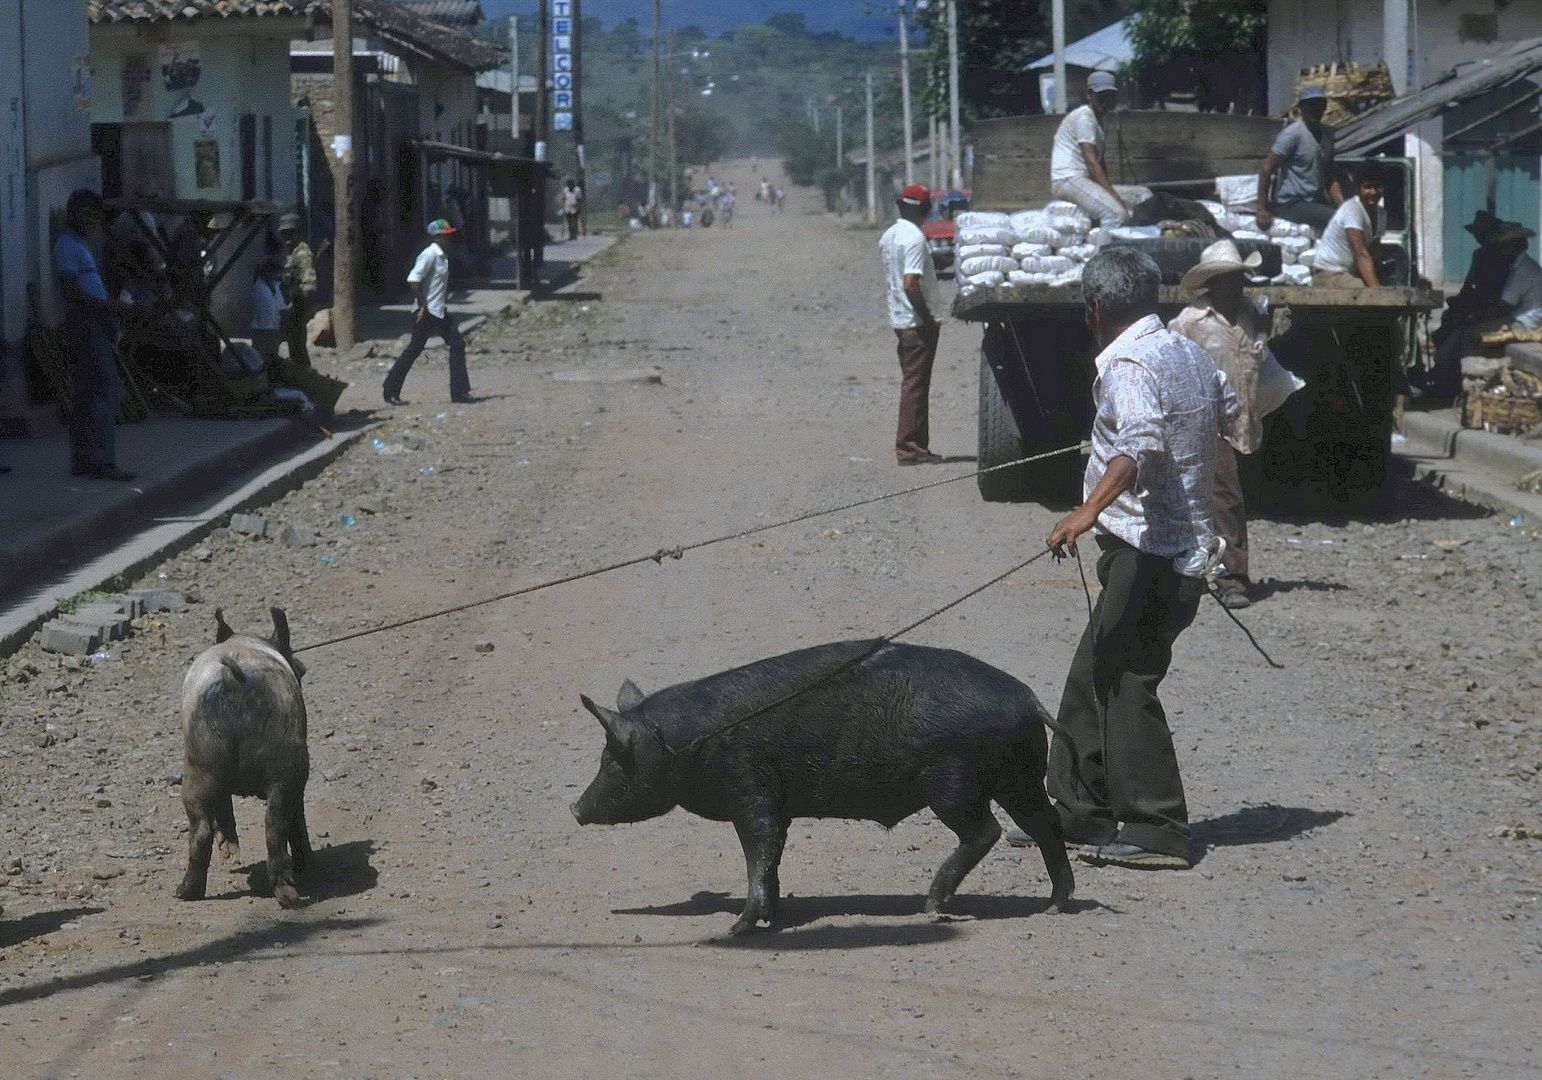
[286,295,311,371]
[895,323,940,458]
[384,312,469,400]
[1047,535,1205,858]
[66,316,121,470]
[1272,199,1335,234]
[564,212,579,241]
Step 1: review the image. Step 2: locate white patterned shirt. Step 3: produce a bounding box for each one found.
[1086,314,1242,557]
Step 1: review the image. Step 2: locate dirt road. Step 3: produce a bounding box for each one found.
[3,161,1541,1079]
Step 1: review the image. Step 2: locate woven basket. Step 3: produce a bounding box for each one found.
[1464,391,1542,433]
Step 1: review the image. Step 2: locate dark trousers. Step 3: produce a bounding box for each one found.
[383,312,469,400]
[1047,535,1204,858]
[285,296,311,371]
[1212,438,1249,589]
[564,212,579,241]
[1271,199,1335,234]
[895,323,939,458]
[66,318,121,470]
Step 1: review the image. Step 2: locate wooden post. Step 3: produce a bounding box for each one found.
[536,0,548,161]
[667,29,677,221]
[899,7,913,187]
[509,12,521,153]
[1052,0,1066,114]
[332,0,356,350]
[573,0,586,233]
[649,0,659,209]
[946,0,961,188]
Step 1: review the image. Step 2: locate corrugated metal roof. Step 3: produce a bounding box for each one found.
[1335,36,1542,155]
[476,69,539,95]
[90,0,503,72]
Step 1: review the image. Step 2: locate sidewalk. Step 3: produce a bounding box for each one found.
[1396,392,1542,520]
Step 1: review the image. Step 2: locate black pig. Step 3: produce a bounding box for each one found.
[176,607,311,908]
[572,640,1073,934]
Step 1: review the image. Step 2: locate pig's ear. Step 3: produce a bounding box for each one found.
[581,694,634,748]
[616,679,645,711]
[268,607,292,654]
[214,608,234,644]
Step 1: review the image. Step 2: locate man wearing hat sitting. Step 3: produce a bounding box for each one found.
[1256,84,1342,235]
[879,184,945,464]
[1169,240,1297,609]
[1050,71,1129,226]
[383,219,473,405]
[1419,216,1542,402]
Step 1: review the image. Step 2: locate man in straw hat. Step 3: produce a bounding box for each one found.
[879,183,945,464]
[1050,70,1130,226]
[1257,83,1341,235]
[1170,240,1302,609]
[1418,216,1542,402]
[383,219,473,405]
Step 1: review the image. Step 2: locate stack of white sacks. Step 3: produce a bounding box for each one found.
[954,175,1321,293]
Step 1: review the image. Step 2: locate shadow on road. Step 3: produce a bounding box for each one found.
[1252,577,1352,599]
[706,921,961,950]
[1191,805,1346,860]
[0,915,383,1009]
[616,889,1099,932]
[0,907,105,949]
[229,839,379,908]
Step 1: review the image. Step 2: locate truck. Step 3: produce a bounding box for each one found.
[958,111,1443,510]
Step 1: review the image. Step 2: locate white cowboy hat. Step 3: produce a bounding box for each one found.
[1181,239,1264,294]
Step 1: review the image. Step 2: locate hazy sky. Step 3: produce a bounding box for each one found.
[480,0,902,41]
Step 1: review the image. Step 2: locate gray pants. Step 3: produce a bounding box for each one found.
[66,317,121,470]
[1272,199,1334,234]
[1052,177,1129,225]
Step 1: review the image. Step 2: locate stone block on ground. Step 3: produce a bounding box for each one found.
[229,513,268,536]
[61,612,131,641]
[277,523,318,548]
[130,588,188,612]
[39,622,102,656]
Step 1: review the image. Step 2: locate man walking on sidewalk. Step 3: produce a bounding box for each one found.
[879,183,944,465]
[383,219,472,406]
[1041,248,1240,870]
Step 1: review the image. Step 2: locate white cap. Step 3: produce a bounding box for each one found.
[1087,71,1118,94]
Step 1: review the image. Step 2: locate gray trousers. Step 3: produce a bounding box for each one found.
[66,317,121,470]
[1047,535,1204,858]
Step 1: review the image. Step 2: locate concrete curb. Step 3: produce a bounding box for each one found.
[1398,410,1542,482]
[0,423,375,658]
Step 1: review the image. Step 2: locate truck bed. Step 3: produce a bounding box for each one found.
[953,283,1444,322]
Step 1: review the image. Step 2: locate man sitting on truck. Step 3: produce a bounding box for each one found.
[1050,70,1129,226]
[1256,84,1342,235]
[1311,167,1384,288]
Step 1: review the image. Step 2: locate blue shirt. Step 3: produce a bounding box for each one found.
[54,228,108,304]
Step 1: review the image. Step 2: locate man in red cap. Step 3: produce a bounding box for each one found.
[383,218,473,405]
[879,183,944,464]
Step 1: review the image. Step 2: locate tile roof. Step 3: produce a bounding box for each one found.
[392,0,483,28]
[89,0,503,73]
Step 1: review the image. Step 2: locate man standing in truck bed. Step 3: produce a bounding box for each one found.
[1050,70,1129,226]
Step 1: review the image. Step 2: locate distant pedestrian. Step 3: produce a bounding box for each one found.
[278,213,316,370]
[775,187,786,212]
[720,191,736,228]
[383,219,471,406]
[55,188,135,481]
[562,178,582,241]
[879,184,944,465]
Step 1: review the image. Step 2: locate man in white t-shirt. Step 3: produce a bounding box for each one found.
[1050,70,1128,225]
[879,183,945,464]
[383,219,472,405]
[1312,169,1383,288]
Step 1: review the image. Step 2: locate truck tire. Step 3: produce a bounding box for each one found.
[978,348,1029,502]
[1103,236,1282,284]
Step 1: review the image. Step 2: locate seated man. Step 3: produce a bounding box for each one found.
[1049,71,1129,226]
[1257,84,1342,235]
[1311,168,1383,288]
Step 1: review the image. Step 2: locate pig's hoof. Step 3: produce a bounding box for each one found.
[174,881,205,901]
[1046,892,1072,914]
[728,915,762,936]
[274,884,302,909]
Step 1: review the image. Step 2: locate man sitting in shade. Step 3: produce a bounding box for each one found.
[1256,84,1342,235]
[1050,70,1129,226]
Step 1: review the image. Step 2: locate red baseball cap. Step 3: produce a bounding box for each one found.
[899,183,931,206]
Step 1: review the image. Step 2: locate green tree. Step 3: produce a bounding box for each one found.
[1124,0,1268,112]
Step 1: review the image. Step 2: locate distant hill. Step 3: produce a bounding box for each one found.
[479,0,899,41]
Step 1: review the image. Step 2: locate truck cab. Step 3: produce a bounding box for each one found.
[922,190,970,274]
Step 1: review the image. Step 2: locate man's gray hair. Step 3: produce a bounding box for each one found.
[1083,247,1161,326]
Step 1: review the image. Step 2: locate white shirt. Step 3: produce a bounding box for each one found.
[1086,315,1241,559]
[250,277,286,332]
[1502,252,1542,330]
[1313,197,1375,275]
[879,218,942,330]
[1051,105,1103,186]
[407,241,450,319]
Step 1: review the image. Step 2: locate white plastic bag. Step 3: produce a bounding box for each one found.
[1058,244,1098,262]
[1011,241,1053,260]
[1009,209,1050,231]
[1276,235,1311,260]
[1051,266,1085,286]
[1273,263,1313,286]
[1007,269,1054,285]
[1105,225,1162,241]
[1017,255,1073,275]
[957,243,1010,261]
[1297,246,1317,266]
[965,270,1007,288]
[1268,218,1313,239]
[955,211,1011,230]
[1256,349,1307,417]
[957,226,1018,248]
[1231,229,1269,243]
[959,255,1019,276]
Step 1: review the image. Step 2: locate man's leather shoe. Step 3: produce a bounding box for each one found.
[384,392,405,406]
[451,393,478,404]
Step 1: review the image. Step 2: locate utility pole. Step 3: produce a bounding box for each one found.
[649,0,659,208]
[573,0,586,233]
[929,109,938,191]
[946,0,961,188]
[331,0,356,349]
[835,102,843,166]
[667,30,677,222]
[1052,0,1066,113]
[509,12,521,152]
[898,5,913,186]
[865,69,876,225]
[536,0,548,160]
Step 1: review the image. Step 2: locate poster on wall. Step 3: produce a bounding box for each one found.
[194,137,220,190]
[72,57,92,112]
[122,54,151,120]
[159,42,200,92]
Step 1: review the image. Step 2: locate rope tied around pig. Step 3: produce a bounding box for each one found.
[292,441,1091,654]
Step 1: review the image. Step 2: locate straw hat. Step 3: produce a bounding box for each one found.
[1489,220,1536,246]
[1180,239,1263,294]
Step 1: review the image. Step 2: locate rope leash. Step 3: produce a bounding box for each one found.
[293,441,1089,654]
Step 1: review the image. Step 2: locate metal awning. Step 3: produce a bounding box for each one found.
[408,140,546,173]
[1334,36,1542,155]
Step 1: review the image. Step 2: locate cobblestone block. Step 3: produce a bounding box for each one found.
[229,513,268,536]
[39,622,102,655]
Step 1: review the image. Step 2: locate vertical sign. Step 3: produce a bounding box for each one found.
[551,0,573,131]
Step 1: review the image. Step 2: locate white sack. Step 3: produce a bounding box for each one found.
[959,255,1019,276]
[957,243,1010,261]
[1011,242,1053,259]
[1215,175,1259,212]
[964,270,1007,288]
[1268,218,1314,239]
[1276,235,1311,260]
[1059,244,1098,262]
[955,211,1011,230]
[957,227,1019,247]
[1015,225,1063,247]
[1009,209,1050,231]
[1017,255,1073,275]
[1008,269,1055,286]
